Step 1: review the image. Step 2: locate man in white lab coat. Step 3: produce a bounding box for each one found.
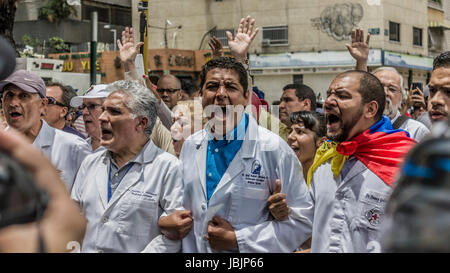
[306,71,416,252]
[178,57,313,253]
[0,70,91,191]
[71,80,191,253]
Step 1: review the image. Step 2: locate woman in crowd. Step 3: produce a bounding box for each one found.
[287,111,327,181]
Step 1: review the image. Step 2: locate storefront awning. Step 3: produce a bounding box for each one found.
[428,21,450,29]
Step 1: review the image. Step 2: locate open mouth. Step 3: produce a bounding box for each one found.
[290,146,300,153]
[212,106,229,121]
[9,111,22,119]
[326,113,341,130]
[101,128,113,139]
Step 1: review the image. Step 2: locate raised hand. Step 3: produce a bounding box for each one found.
[226,16,259,63]
[117,27,144,68]
[345,28,370,71]
[208,36,224,59]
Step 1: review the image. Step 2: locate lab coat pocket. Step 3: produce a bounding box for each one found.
[350,203,384,252]
[119,192,158,237]
[233,186,269,225]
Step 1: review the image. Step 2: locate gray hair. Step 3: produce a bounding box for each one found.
[106,80,158,136]
[372,66,404,98]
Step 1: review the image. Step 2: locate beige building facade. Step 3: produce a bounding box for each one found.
[131,0,446,104]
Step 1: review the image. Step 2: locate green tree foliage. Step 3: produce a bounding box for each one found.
[38,0,77,24]
[22,34,41,48]
[49,37,69,53]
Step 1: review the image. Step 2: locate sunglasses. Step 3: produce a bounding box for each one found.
[157,88,180,94]
[80,103,102,112]
[47,96,66,107]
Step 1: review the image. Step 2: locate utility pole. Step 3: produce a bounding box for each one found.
[90,11,98,85]
[138,0,149,75]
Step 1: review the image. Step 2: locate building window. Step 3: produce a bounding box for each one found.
[82,1,131,26]
[262,26,288,46]
[111,7,131,26]
[293,74,303,84]
[210,29,234,48]
[82,4,110,23]
[389,21,400,42]
[413,27,423,46]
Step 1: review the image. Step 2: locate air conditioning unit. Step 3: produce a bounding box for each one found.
[261,39,271,47]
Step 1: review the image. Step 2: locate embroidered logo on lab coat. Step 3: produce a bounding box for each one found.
[365,208,382,226]
[242,160,267,187]
[251,160,262,175]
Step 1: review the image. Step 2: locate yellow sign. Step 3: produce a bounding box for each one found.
[63,62,74,72]
[81,60,100,72]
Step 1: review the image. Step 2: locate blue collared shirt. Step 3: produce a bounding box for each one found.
[205,113,249,203]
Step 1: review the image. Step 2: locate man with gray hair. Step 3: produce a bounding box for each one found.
[71,80,191,253]
[372,67,429,141]
[346,28,429,141]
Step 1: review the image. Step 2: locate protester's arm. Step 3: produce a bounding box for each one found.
[117,27,143,75]
[158,210,193,241]
[345,28,370,72]
[150,118,176,156]
[118,28,174,130]
[0,129,86,253]
[143,75,174,130]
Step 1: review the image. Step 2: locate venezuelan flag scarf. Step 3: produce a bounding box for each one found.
[307,116,416,188]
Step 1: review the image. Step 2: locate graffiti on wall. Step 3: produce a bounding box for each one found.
[311,3,364,41]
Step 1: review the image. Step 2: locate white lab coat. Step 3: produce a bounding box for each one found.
[180,116,313,253]
[392,111,430,142]
[71,140,184,253]
[33,120,91,191]
[309,157,392,253]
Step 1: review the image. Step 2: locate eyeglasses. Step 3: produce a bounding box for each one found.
[47,96,67,107]
[157,88,180,94]
[80,103,102,112]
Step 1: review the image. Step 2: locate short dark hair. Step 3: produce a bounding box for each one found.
[181,78,199,96]
[199,57,248,96]
[433,51,450,70]
[337,70,386,121]
[283,83,317,111]
[290,111,326,141]
[45,81,77,110]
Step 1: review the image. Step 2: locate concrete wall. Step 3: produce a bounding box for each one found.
[382,0,429,56]
[252,74,293,105]
[143,0,428,57]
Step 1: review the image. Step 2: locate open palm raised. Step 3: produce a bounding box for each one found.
[226,16,259,62]
[345,28,370,63]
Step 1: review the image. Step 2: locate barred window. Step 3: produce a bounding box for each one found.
[262,26,288,46]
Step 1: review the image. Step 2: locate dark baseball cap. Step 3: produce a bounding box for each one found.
[0,69,46,98]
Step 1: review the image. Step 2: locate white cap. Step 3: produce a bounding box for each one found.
[70,84,110,107]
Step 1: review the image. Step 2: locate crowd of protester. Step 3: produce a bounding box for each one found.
[0,16,448,253]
